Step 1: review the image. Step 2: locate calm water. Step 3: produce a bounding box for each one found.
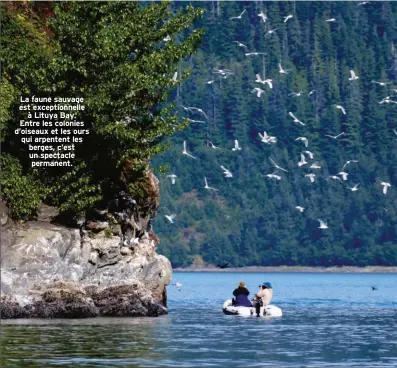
[1,272,397,367]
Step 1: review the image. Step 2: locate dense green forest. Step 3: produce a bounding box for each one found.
[152,1,397,267]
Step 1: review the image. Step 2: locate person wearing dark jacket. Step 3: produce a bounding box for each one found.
[232,281,252,307]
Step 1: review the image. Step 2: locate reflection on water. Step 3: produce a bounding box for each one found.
[1,273,397,367]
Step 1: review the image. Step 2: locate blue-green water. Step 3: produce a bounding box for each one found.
[2,272,397,367]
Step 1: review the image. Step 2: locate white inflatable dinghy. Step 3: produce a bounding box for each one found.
[222,299,282,317]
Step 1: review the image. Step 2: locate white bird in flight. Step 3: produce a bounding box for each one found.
[186,118,206,124]
[325,132,345,140]
[284,14,293,23]
[220,165,233,178]
[349,69,359,81]
[166,174,177,184]
[347,183,360,191]
[207,141,221,150]
[326,18,336,22]
[278,63,292,75]
[296,206,305,213]
[182,141,196,159]
[295,137,309,147]
[318,219,329,229]
[252,87,265,97]
[205,80,215,85]
[230,9,246,20]
[255,74,273,89]
[327,175,342,182]
[289,112,305,126]
[246,52,267,56]
[233,41,248,49]
[308,90,315,97]
[232,139,242,151]
[204,177,218,191]
[380,181,391,195]
[338,171,349,181]
[258,131,277,144]
[342,160,358,170]
[335,105,346,115]
[163,35,171,42]
[165,214,176,223]
[306,173,316,182]
[257,11,268,23]
[298,154,307,167]
[289,91,303,97]
[304,151,314,160]
[265,172,282,181]
[174,282,182,290]
[265,28,278,37]
[310,162,321,170]
[269,158,289,172]
[372,80,391,86]
[379,96,397,104]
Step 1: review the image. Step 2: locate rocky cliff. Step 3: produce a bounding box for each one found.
[0,171,172,318]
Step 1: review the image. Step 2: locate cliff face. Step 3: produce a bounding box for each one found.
[0,171,172,318]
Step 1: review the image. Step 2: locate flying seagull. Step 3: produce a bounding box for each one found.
[182,141,197,159]
[380,181,391,195]
[298,154,307,167]
[220,165,233,178]
[371,80,391,86]
[165,214,176,224]
[166,174,177,184]
[255,74,273,89]
[338,171,349,181]
[265,28,278,37]
[349,69,359,81]
[289,112,305,126]
[347,183,360,191]
[232,139,242,151]
[296,206,305,213]
[325,132,345,140]
[304,151,314,160]
[310,162,321,169]
[289,91,303,97]
[327,175,343,182]
[265,172,282,181]
[278,63,292,75]
[318,219,329,229]
[308,90,315,97]
[335,105,346,115]
[257,11,268,23]
[230,9,246,20]
[173,282,182,290]
[246,52,267,56]
[284,14,293,23]
[204,177,218,191]
[207,140,221,150]
[259,131,277,144]
[163,35,171,42]
[233,41,248,49]
[379,96,397,104]
[252,87,265,97]
[295,137,309,147]
[305,173,316,183]
[269,158,289,172]
[342,160,358,170]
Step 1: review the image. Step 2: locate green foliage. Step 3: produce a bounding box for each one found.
[0,154,46,219]
[153,1,397,268]
[1,1,204,218]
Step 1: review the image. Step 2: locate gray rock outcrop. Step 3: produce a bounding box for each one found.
[0,171,172,318]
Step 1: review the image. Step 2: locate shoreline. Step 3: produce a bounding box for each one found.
[173,266,397,273]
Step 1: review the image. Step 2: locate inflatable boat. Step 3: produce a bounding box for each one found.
[222,299,282,317]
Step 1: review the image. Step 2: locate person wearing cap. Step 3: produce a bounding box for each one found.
[232,281,252,307]
[253,282,273,317]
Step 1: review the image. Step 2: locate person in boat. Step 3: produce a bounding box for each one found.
[253,282,273,317]
[232,281,252,307]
